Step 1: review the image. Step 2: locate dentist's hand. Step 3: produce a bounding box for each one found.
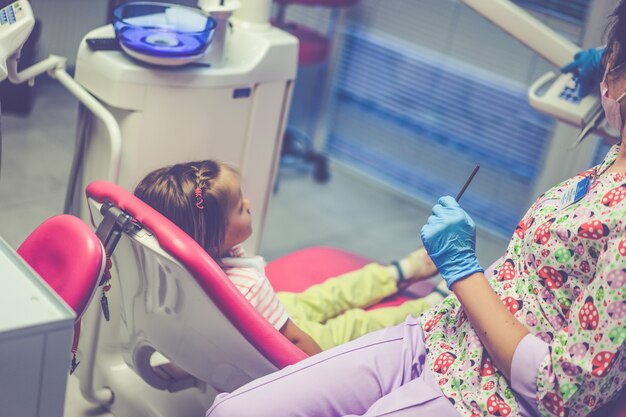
[561,47,605,97]
[420,196,483,289]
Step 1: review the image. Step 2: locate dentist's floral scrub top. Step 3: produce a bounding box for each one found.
[418,145,626,417]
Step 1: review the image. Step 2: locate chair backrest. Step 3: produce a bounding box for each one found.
[17,214,105,320]
[85,180,306,392]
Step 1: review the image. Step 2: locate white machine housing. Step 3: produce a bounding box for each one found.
[460,0,619,142]
[72,23,297,255]
[0,0,34,81]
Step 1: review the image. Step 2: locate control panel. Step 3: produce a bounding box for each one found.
[528,71,601,127]
[0,0,34,81]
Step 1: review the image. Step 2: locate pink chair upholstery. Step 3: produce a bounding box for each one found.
[266,246,414,309]
[17,214,104,319]
[86,180,307,371]
[265,246,371,292]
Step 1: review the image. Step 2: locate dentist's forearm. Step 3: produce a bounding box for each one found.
[451,273,529,380]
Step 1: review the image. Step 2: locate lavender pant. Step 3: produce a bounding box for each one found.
[206,316,461,417]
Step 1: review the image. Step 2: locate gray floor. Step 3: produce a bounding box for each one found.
[0,80,507,267]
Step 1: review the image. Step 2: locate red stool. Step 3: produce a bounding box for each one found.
[273,0,359,185]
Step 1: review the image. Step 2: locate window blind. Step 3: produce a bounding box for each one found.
[325,28,555,237]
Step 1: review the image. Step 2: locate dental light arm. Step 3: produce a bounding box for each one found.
[458,0,619,143]
[460,0,579,68]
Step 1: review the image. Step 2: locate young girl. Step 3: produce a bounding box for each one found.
[134,159,443,354]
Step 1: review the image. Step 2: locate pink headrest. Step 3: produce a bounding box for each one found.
[17,214,103,319]
[85,181,307,368]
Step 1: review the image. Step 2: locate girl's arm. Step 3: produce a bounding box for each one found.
[280,319,323,356]
[451,272,529,380]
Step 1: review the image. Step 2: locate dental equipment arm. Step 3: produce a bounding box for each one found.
[458,0,619,144]
[459,0,579,68]
[7,54,122,185]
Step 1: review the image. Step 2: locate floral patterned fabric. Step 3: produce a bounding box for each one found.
[419,145,626,417]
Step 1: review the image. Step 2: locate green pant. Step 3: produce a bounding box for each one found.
[277,263,434,350]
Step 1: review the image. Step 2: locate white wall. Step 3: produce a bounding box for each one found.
[30,0,109,66]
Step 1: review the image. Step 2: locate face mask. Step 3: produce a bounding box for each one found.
[600,69,626,133]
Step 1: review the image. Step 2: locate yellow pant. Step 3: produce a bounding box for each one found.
[277,263,434,350]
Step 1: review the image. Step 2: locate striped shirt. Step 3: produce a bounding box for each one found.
[220,245,289,330]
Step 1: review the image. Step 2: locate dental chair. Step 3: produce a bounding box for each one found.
[77,180,308,417]
[78,180,423,417]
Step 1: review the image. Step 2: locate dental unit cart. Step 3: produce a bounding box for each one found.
[68,0,297,255]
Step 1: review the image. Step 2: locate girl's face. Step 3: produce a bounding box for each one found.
[221,171,252,254]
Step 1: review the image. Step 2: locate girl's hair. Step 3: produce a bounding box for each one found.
[134,160,239,258]
[604,1,626,71]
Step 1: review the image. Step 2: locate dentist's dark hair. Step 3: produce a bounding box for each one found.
[134,160,239,258]
[604,0,626,71]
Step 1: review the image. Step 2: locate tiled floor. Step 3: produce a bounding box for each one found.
[1,80,509,416]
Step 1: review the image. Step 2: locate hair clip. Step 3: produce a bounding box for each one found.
[195,187,205,209]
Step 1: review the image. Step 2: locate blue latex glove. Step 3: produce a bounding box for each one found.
[560,47,605,97]
[420,196,483,289]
